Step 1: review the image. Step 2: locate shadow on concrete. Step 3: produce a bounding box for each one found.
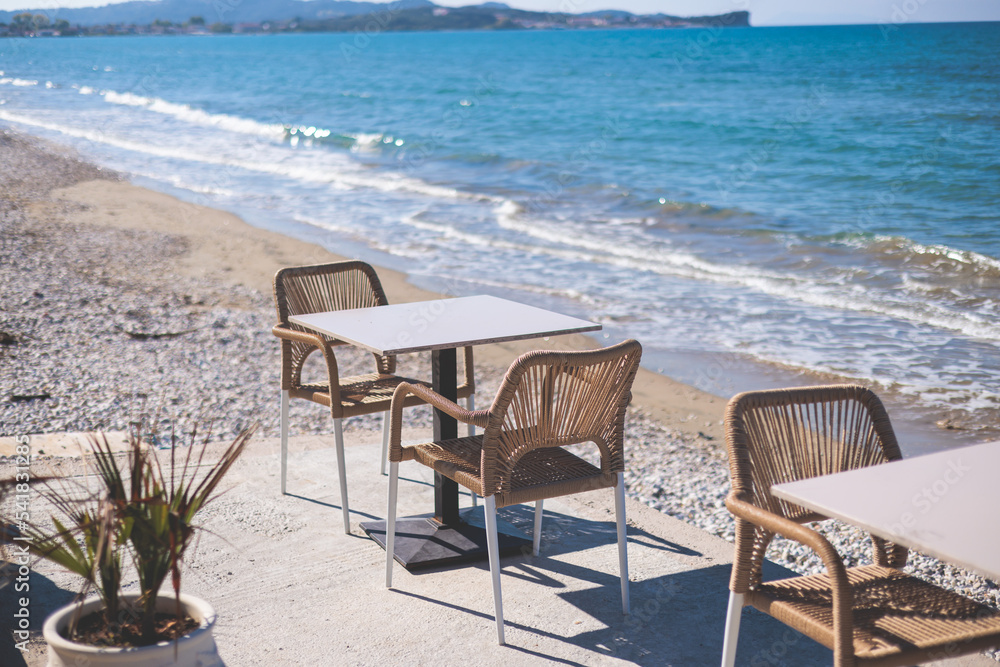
[0,565,77,667]
[551,561,830,666]
[499,505,702,558]
[404,505,701,580]
[283,492,382,521]
[394,561,830,666]
[393,506,831,665]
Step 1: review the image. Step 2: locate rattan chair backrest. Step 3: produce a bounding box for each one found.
[273,261,394,378]
[726,384,902,521]
[480,339,642,498]
[274,261,388,325]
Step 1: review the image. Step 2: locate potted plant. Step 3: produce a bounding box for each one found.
[2,422,254,666]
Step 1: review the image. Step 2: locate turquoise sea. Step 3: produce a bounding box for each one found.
[1,22,998,451]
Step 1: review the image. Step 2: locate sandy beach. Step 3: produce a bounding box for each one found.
[3,128,998,664]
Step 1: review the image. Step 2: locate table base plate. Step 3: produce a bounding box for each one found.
[361,507,531,571]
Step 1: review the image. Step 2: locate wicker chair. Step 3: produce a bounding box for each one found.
[272,261,475,533]
[383,339,642,644]
[722,385,1000,667]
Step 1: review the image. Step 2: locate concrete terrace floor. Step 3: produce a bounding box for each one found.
[2,428,995,667]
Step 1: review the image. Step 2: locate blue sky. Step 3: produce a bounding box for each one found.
[1,0,998,26]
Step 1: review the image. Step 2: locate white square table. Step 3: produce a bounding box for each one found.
[771,440,1000,581]
[289,294,601,569]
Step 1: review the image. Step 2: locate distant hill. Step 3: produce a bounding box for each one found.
[287,8,749,33]
[0,0,750,32]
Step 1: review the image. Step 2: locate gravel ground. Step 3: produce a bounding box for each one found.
[2,128,997,660]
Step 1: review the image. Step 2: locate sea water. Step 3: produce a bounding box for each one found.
[1,23,997,452]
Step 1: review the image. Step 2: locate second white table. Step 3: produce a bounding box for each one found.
[772,440,1000,581]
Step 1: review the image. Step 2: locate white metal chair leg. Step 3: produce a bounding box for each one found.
[533,500,544,556]
[280,389,289,495]
[467,395,478,507]
[484,496,505,645]
[385,461,399,588]
[615,472,630,614]
[721,591,745,667]
[380,412,390,476]
[334,418,350,534]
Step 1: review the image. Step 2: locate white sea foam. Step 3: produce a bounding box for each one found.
[0,110,239,164]
[903,239,1000,274]
[402,217,510,250]
[452,275,603,309]
[101,90,286,141]
[326,168,495,202]
[350,132,387,150]
[101,91,153,107]
[343,131,405,149]
[131,169,239,198]
[494,199,522,220]
[30,83,495,204]
[0,109,484,207]
[0,78,38,87]
[291,214,358,236]
[496,205,749,283]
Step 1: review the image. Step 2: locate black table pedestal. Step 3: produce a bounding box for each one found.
[362,508,530,570]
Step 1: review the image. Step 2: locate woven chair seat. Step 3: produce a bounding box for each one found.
[754,564,1000,662]
[406,437,615,506]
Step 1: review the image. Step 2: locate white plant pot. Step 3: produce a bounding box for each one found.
[44,592,223,667]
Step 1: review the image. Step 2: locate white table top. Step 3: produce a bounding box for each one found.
[772,440,1000,581]
[288,294,601,355]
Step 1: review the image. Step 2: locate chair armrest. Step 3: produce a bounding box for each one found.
[271,324,342,400]
[387,382,490,462]
[726,492,850,586]
[726,491,855,654]
[271,323,326,348]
